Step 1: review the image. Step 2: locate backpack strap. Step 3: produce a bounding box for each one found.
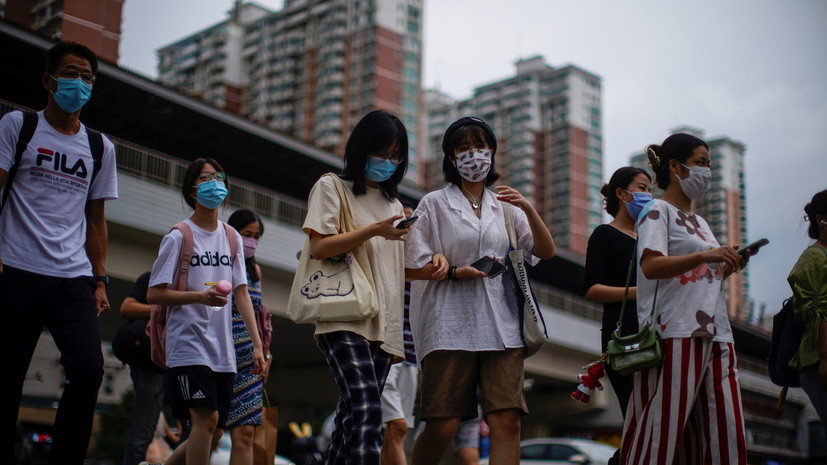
[171,221,195,291]
[86,128,104,186]
[1,111,38,212]
[222,222,238,259]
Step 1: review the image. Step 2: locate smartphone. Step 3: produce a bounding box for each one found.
[470,256,508,278]
[738,238,769,256]
[396,216,419,229]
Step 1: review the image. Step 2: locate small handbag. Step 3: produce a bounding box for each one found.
[605,248,663,376]
[502,203,548,358]
[286,173,379,323]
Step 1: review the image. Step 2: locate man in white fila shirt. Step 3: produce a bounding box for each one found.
[0,41,118,465]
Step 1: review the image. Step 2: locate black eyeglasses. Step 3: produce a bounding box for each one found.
[54,69,96,84]
[199,171,226,181]
[371,152,403,166]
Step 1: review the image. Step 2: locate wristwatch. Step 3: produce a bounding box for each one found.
[94,275,109,286]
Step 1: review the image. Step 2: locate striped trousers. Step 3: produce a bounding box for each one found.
[620,338,747,465]
[319,331,394,465]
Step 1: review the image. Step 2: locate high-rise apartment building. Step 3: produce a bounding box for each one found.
[3,0,123,63]
[630,127,750,321]
[158,0,424,170]
[424,56,603,256]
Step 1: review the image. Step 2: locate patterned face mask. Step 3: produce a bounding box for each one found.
[453,148,492,182]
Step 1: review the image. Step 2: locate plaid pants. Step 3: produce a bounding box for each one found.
[620,338,747,465]
[319,331,394,465]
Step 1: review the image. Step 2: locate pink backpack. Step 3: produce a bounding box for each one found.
[147,221,238,369]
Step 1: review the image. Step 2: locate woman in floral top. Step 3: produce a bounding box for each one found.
[620,133,750,465]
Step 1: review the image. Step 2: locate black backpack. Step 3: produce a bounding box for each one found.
[0,110,104,211]
[768,297,803,389]
[112,318,161,372]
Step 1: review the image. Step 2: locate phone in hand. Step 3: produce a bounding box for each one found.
[396,216,419,229]
[470,256,508,278]
[738,238,769,256]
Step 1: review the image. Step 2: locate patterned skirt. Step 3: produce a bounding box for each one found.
[225,306,263,428]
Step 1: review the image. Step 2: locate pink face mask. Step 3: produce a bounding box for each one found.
[242,236,259,258]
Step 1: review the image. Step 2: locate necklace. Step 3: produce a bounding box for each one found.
[461,184,483,209]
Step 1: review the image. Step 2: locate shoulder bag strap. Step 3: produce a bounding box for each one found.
[501,201,518,250]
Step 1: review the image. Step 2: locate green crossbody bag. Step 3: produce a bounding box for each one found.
[605,244,663,376]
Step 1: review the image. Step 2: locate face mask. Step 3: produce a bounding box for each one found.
[675,163,711,200]
[454,148,492,182]
[623,190,653,220]
[196,179,228,209]
[50,76,92,113]
[242,236,259,258]
[364,157,397,182]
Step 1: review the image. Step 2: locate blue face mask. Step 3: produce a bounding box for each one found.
[51,76,92,113]
[364,157,398,182]
[196,179,228,209]
[623,190,653,220]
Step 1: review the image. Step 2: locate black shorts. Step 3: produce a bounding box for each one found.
[167,365,234,425]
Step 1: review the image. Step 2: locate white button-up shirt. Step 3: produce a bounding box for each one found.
[405,184,539,361]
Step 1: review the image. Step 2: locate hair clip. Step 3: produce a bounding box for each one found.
[646,147,661,168]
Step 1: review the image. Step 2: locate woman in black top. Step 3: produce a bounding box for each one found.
[583,167,652,419]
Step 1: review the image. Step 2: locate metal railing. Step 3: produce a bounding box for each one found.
[0,99,308,227]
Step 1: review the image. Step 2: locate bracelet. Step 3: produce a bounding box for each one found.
[448,266,457,280]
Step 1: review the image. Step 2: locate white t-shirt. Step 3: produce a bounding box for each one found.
[0,110,118,277]
[636,200,733,343]
[302,175,405,359]
[149,219,247,373]
[404,184,539,361]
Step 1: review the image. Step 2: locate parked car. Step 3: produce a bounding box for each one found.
[209,431,296,465]
[481,437,616,465]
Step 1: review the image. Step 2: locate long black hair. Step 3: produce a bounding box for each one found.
[645,133,708,190]
[341,110,408,201]
[227,209,263,281]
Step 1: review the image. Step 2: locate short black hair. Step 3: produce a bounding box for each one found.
[341,110,408,201]
[804,189,827,239]
[646,133,708,190]
[600,166,652,217]
[181,157,229,209]
[441,117,500,187]
[46,41,98,75]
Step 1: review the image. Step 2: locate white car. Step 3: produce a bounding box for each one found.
[482,437,616,465]
[209,431,296,465]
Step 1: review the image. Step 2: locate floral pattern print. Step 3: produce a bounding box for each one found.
[690,311,717,338]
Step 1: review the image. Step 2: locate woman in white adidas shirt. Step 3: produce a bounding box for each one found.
[147,157,264,465]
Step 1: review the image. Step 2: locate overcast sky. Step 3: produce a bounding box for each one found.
[119,0,827,322]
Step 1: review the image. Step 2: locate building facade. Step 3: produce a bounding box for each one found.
[630,127,750,321]
[3,0,123,63]
[424,56,603,256]
[157,0,424,171]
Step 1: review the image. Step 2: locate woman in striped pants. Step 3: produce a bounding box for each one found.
[620,133,750,465]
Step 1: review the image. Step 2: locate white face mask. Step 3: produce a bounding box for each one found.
[675,163,711,200]
[453,148,492,182]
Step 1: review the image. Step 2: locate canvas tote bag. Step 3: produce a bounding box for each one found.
[287,173,379,323]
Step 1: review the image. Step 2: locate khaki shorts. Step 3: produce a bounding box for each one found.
[417,348,527,421]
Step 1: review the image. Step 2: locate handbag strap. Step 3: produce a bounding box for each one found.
[501,201,518,250]
[323,173,358,233]
[615,202,669,332]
